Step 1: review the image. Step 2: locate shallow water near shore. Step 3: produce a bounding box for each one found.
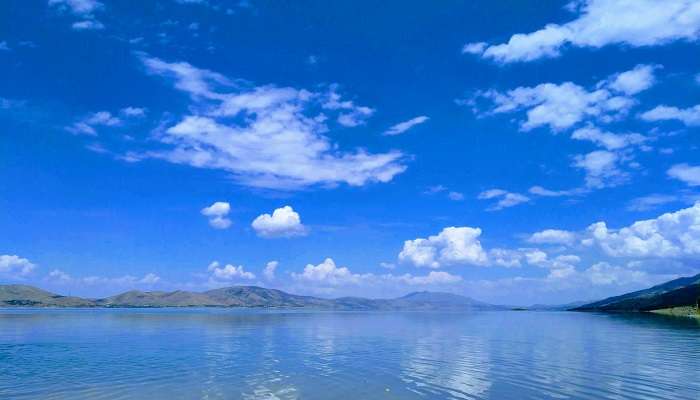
[1,309,699,400]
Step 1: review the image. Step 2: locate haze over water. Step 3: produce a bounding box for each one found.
[1,309,698,400]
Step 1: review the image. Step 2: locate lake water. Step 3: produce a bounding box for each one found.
[1,309,699,400]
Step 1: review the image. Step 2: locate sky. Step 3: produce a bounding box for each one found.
[1,0,700,305]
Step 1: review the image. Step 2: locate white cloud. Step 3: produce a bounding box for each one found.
[399,227,489,268]
[66,111,121,135]
[0,255,36,277]
[607,64,659,95]
[424,185,447,194]
[322,85,375,127]
[626,194,681,211]
[141,56,232,98]
[292,258,366,285]
[448,191,465,201]
[424,185,464,201]
[72,20,104,30]
[528,185,582,197]
[488,248,524,268]
[472,66,654,132]
[527,229,576,245]
[572,150,627,188]
[464,0,700,63]
[395,271,462,285]
[251,206,307,238]
[49,0,105,30]
[477,189,507,199]
[140,273,161,284]
[383,115,429,136]
[207,261,255,280]
[640,104,700,126]
[120,107,147,117]
[583,202,700,258]
[291,258,463,289]
[571,126,647,150]
[201,201,232,229]
[48,269,72,282]
[49,0,103,14]
[583,262,648,286]
[478,189,530,210]
[336,107,375,127]
[668,164,700,186]
[136,56,405,190]
[263,261,278,280]
[46,269,161,286]
[379,262,396,270]
[0,41,10,51]
[462,41,487,54]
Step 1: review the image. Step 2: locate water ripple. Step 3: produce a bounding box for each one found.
[0,310,698,399]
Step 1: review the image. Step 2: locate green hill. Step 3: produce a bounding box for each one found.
[574,273,700,312]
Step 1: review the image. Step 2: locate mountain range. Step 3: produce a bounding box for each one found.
[3,272,699,312]
[0,284,508,311]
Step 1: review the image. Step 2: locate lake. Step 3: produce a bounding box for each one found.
[1,309,699,399]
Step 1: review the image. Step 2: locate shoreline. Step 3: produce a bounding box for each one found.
[649,306,700,319]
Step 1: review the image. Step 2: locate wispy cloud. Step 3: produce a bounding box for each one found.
[383,115,429,136]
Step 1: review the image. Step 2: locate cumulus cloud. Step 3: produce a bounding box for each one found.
[582,262,648,286]
[668,164,700,186]
[201,201,232,229]
[383,115,429,136]
[292,258,367,285]
[207,261,255,280]
[583,202,700,258]
[527,229,576,245]
[134,55,406,190]
[251,206,307,238]
[572,150,627,188]
[478,189,530,211]
[0,255,36,278]
[606,64,659,95]
[470,65,654,132]
[291,258,463,290]
[571,126,647,150]
[399,227,489,268]
[464,0,700,63]
[641,104,700,126]
[263,261,278,280]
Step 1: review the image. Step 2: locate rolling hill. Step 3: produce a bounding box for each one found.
[573,273,700,312]
[0,284,507,311]
[0,284,96,307]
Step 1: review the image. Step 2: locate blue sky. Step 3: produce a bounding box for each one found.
[2,0,700,305]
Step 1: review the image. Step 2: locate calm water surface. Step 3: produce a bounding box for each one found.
[1,309,699,399]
